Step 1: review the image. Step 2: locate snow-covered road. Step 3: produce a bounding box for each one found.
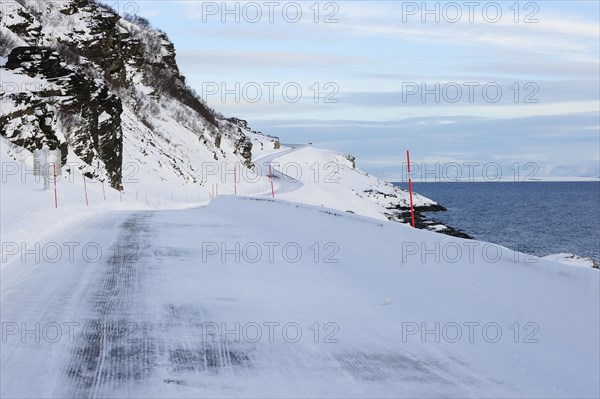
[253,145,305,196]
[1,205,464,398]
[1,197,598,398]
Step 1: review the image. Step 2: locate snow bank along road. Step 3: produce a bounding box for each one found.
[1,197,598,398]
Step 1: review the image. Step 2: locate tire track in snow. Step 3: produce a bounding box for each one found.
[66,213,156,398]
[63,213,256,397]
[158,303,253,380]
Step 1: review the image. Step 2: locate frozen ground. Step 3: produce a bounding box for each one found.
[1,139,599,398]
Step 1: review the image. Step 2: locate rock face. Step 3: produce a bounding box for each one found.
[226,117,281,157]
[2,46,123,186]
[0,92,67,160]
[345,155,356,169]
[0,5,43,45]
[1,0,273,188]
[360,188,472,238]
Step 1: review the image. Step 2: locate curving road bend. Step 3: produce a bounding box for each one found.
[252,145,305,196]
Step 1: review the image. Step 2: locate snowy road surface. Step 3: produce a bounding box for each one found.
[1,197,598,398]
[253,145,305,196]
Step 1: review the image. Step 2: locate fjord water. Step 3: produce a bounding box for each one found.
[395,182,600,263]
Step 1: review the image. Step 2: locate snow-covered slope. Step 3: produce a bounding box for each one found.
[0,0,440,227]
[262,145,438,220]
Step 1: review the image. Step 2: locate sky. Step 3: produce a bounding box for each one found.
[109,0,599,180]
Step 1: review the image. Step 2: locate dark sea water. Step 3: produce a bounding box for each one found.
[393,182,600,262]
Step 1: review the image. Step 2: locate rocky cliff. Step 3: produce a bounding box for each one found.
[0,0,261,188]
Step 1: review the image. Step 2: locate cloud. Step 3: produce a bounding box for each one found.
[251,112,600,179]
[177,49,368,69]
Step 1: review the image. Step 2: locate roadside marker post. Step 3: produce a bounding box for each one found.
[269,165,275,199]
[102,181,106,201]
[234,165,237,195]
[407,150,415,228]
[83,174,89,206]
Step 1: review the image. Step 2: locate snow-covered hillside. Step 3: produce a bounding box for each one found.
[263,145,440,219]
[0,0,258,186]
[0,0,444,228]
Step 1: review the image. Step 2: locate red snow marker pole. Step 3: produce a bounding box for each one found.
[83,174,89,206]
[407,150,415,228]
[53,163,58,209]
[269,165,275,199]
[102,181,106,201]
